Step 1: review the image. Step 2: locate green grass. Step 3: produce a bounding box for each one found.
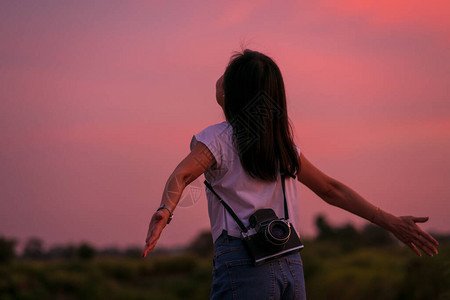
[0,242,448,300]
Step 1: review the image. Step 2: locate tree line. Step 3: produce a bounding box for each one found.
[0,237,145,263]
[1,214,446,263]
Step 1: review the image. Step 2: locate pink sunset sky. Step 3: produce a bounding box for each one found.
[1,1,449,251]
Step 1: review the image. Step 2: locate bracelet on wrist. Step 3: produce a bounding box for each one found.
[157,204,174,224]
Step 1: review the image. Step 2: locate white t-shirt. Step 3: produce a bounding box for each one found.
[190,121,301,243]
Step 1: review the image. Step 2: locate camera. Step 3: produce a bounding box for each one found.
[242,208,304,266]
[203,178,303,266]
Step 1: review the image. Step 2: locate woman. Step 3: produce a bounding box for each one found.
[142,49,439,299]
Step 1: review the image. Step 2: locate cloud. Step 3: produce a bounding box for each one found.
[294,118,450,158]
[318,0,450,43]
[217,0,269,28]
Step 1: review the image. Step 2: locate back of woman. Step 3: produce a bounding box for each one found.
[192,49,306,299]
[191,121,305,299]
[190,120,301,247]
[142,49,439,300]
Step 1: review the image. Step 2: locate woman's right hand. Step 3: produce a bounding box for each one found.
[388,216,439,256]
[142,210,170,258]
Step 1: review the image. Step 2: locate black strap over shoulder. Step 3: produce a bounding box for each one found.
[204,172,291,232]
[204,180,248,233]
[281,173,289,220]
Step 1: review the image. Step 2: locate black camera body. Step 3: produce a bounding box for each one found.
[203,178,304,266]
[242,208,304,266]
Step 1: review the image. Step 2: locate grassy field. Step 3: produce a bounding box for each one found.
[0,240,449,300]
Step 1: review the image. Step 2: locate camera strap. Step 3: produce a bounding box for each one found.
[204,173,289,233]
[204,180,248,233]
[281,173,289,220]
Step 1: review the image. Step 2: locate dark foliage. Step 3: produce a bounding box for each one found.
[46,244,77,259]
[23,237,45,259]
[0,236,17,263]
[315,214,393,250]
[0,224,448,299]
[187,230,213,257]
[77,242,96,260]
[124,246,143,258]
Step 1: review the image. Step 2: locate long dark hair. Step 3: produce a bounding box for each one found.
[223,49,299,181]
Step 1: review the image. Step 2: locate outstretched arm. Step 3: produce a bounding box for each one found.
[297,152,439,256]
[142,142,215,258]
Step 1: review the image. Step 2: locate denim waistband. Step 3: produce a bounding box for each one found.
[214,230,241,247]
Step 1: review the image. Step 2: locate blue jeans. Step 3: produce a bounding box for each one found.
[210,232,306,300]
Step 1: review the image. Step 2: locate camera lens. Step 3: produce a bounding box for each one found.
[265,220,291,245]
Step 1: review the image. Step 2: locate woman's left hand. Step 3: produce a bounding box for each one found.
[389,216,439,256]
[142,210,169,258]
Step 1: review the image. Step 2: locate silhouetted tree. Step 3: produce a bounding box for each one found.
[23,237,44,259]
[124,246,142,258]
[188,230,213,256]
[361,224,393,246]
[335,223,360,240]
[0,236,17,263]
[335,223,361,251]
[314,214,396,250]
[315,214,335,240]
[63,244,77,259]
[99,247,122,257]
[46,244,77,259]
[77,242,96,260]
